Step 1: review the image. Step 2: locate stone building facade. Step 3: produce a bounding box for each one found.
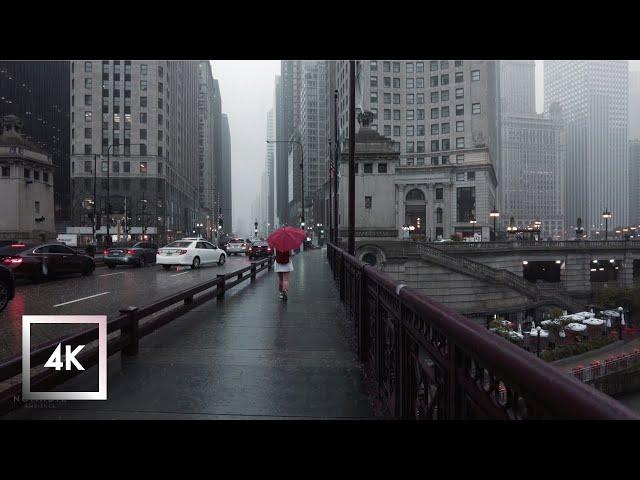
[0,115,55,241]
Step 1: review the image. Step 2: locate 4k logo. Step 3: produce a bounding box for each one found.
[44,344,86,371]
[22,316,107,401]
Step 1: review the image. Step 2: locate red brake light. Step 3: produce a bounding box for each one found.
[3,257,22,265]
[103,250,109,255]
[127,249,135,255]
[11,244,25,248]
[267,248,272,252]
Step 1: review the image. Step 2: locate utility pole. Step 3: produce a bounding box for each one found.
[334,89,339,245]
[328,138,332,244]
[93,154,97,244]
[348,60,356,256]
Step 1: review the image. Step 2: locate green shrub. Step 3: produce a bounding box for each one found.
[540,334,617,362]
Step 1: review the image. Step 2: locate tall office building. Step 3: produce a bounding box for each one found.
[630,140,640,226]
[629,71,640,141]
[499,60,536,116]
[197,61,216,228]
[498,61,566,239]
[265,107,275,232]
[0,61,71,229]
[279,60,304,225]
[274,74,286,226]
[544,60,629,233]
[220,113,232,234]
[299,61,329,218]
[68,60,201,245]
[335,60,500,240]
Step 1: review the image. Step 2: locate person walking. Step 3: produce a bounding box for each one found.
[266,225,306,302]
[274,248,293,301]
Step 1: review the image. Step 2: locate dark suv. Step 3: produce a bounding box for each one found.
[103,241,158,269]
[0,264,15,312]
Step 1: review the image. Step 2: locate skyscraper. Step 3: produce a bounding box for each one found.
[544,60,629,233]
[629,71,640,141]
[498,60,566,239]
[68,60,201,245]
[0,61,71,230]
[220,113,232,233]
[197,61,216,230]
[265,107,275,231]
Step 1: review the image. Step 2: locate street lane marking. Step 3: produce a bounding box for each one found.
[170,271,191,277]
[53,291,111,308]
[98,272,125,277]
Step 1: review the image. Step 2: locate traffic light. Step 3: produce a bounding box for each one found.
[95,213,101,230]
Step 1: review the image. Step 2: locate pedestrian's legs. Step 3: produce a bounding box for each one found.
[277,272,283,292]
[282,272,289,292]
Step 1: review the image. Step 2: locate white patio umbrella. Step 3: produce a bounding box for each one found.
[621,312,625,326]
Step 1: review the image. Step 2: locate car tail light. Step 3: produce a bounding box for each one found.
[127,249,135,255]
[178,249,188,255]
[267,247,272,251]
[11,244,25,248]
[2,257,22,265]
[103,250,109,255]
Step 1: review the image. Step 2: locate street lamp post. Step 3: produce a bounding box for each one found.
[618,306,624,340]
[266,139,304,228]
[490,208,500,241]
[536,326,542,358]
[602,209,612,241]
[470,216,477,241]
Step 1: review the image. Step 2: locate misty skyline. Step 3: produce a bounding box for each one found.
[212,60,640,232]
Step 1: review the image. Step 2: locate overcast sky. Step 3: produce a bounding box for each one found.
[211,60,640,232]
[210,60,280,234]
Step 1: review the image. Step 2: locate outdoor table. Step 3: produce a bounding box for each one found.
[564,323,587,344]
[583,318,605,338]
[575,311,595,319]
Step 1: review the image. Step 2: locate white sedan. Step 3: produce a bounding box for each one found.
[156,238,226,270]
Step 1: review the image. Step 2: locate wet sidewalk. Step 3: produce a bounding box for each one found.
[4,249,374,420]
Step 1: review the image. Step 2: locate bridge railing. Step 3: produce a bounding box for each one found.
[422,240,640,251]
[0,256,274,416]
[326,242,638,420]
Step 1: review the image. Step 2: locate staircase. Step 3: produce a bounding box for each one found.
[413,242,584,312]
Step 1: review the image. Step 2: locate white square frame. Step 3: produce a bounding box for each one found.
[22,315,107,401]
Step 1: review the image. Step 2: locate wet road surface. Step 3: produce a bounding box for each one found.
[0,254,254,361]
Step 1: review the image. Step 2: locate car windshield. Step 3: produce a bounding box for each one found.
[229,239,244,243]
[165,241,192,248]
[254,242,269,247]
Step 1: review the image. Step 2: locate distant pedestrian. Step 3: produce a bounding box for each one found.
[274,248,293,301]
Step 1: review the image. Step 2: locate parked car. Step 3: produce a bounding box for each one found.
[103,241,158,269]
[0,242,95,282]
[248,241,273,260]
[156,238,226,270]
[226,238,251,256]
[0,264,15,312]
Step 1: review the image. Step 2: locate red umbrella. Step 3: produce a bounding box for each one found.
[267,226,306,252]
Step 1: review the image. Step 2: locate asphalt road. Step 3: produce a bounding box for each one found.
[0,253,258,362]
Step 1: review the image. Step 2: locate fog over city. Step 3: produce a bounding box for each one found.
[213,60,640,232]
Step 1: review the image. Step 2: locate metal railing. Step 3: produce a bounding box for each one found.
[0,256,274,416]
[571,349,640,383]
[326,242,638,420]
[425,240,640,251]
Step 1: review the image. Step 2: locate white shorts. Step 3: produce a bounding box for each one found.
[274,260,293,273]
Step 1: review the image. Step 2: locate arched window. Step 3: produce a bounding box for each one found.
[406,188,425,201]
[436,207,443,224]
[362,252,377,266]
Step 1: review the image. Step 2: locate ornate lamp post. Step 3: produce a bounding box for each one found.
[618,306,624,340]
[490,208,500,241]
[536,326,542,358]
[602,209,612,240]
